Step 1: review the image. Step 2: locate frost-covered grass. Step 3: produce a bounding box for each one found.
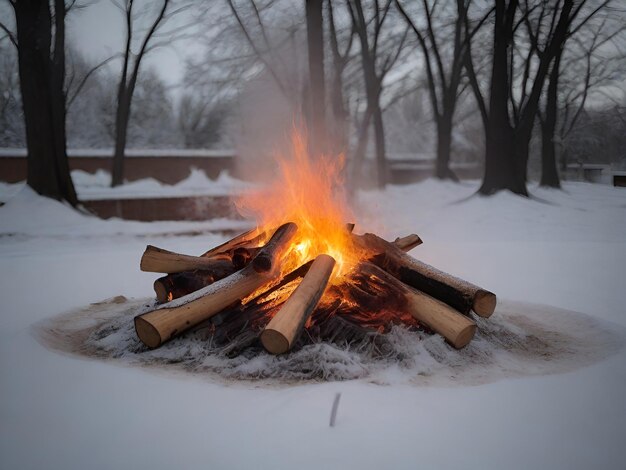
[37,296,622,386]
[1,179,625,470]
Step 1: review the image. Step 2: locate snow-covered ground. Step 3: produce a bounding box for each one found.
[1,179,625,469]
[0,168,252,202]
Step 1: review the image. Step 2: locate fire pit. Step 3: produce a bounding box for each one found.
[133,132,496,357]
[32,133,624,385]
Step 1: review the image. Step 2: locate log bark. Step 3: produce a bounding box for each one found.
[135,223,298,348]
[140,245,235,274]
[261,254,336,354]
[355,233,496,317]
[359,263,476,348]
[392,234,423,252]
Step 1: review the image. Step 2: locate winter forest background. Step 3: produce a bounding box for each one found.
[1,0,625,203]
[2,3,626,469]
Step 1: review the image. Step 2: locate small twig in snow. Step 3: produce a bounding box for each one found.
[329,392,341,427]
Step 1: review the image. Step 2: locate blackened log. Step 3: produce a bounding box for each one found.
[354,233,496,317]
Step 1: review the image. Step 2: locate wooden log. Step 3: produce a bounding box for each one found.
[201,227,266,257]
[359,263,476,348]
[135,223,299,348]
[392,234,422,251]
[140,245,235,274]
[355,233,496,318]
[261,254,336,354]
[153,269,237,303]
[252,222,298,273]
[204,261,315,356]
[231,247,260,269]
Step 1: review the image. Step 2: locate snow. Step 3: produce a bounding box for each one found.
[0,186,251,238]
[0,147,235,158]
[0,168,253,203]
[1,179,626,469]
[38,296,623,385]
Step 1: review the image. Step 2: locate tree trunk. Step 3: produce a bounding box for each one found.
[371,99,388,188]
[330,64,348,155]
[349,105,372,189]
[479,0,527,196]
[434,111,458,181]
[327,0,349,157]
[305,0,327,158]
[540,53,562,188]
[13,0,78,205]
[111,91,130,187]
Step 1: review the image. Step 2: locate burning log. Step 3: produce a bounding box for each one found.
[231,246,261,268]
[356,233,496,318]
[252,223,298,273]
[134,223,298,348]
[393,234,423,251]
[359,263,476,348]
[202,261,315,356]
[261,254,336,354]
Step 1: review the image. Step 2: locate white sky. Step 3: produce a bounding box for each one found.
[67,0,199,89]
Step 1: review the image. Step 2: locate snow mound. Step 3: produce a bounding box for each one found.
[0,185,251,238]
[34,296,625,386]
[0,186,89,234]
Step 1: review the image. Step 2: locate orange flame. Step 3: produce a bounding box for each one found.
[236,129,356,279]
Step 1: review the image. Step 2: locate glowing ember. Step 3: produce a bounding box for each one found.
[236,129,356,279]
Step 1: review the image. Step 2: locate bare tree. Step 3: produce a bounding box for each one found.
[395,0,492,181]
[0,43,24,147]
[225,0,303,105]
[347,0,410,188]
[2,0,78,205]
[110,0,192,187]
[305,0,328,157]
[326,0,355,155]
[464,0,608,196]
[538,11,625,187]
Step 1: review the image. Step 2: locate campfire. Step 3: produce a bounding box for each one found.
[134,131,496,355]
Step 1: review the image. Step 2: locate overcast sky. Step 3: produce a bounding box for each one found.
[67,0,198,89]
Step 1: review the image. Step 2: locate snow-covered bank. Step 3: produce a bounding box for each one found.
[0,168,252,203]
[0,186,250,241]
[1,179,625,469]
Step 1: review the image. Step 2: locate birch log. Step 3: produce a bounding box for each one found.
[355,233,496,318]
[359,263,476,348]
[135,223,298,348]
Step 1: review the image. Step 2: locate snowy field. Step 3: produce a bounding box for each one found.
[1,179,625,469]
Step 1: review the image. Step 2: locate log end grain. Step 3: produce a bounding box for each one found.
[452,322,477,349]
[260,329,291,355]
[134,316,163,349]
[473,291,497,318]
[153,279,169,303]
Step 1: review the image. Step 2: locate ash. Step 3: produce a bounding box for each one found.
[37,296,624,386]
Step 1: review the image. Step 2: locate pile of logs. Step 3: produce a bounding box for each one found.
[135,223,496,355]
